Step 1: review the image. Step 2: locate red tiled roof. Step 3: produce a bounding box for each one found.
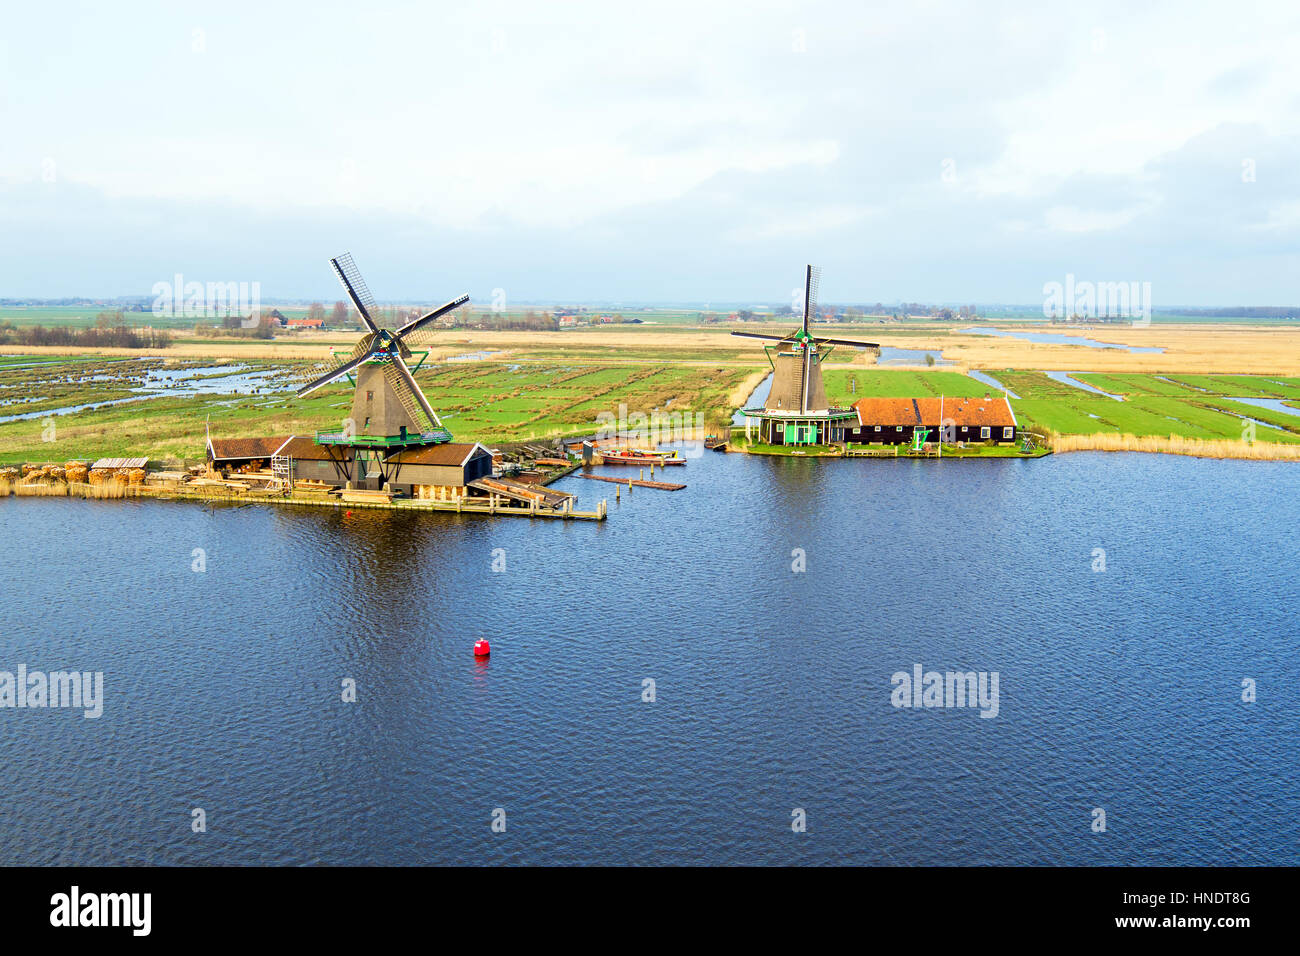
[850,397,924,426]
[854,396,1015,428]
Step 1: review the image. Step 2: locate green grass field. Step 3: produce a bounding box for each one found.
[823,369,992,403]
[0,357,751,463]
[1004,371,1300,443]
[4,349,1299,465]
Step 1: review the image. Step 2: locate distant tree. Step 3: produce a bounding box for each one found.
[307,302,326,321]
[331,301,348,326]
[925,353,936,367]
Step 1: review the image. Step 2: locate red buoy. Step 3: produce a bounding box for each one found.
[473,639,491,657]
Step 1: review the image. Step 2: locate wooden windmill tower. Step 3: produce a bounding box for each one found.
[732,265,878,445]
[292,253,469,487]
[297,253,466,440]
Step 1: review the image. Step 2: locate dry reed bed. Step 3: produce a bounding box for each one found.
[0,478,142,502]
[1050,432,1300,460]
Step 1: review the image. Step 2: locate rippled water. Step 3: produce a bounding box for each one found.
[0,451,1296,865]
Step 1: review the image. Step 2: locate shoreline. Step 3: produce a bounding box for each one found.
[1048,432,1300,460]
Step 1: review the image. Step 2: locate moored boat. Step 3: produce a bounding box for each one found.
[597,447,686,465]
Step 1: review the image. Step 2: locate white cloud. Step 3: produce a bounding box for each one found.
[2,0,1300,301]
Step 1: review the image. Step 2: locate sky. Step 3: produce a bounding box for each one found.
[2,0,1299,306]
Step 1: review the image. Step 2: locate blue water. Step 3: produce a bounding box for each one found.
[0,451,1296,865]
[876,346,953,366]
[1045,370,1125,400]
[1229,396,1300,419]
[966,369,1019,398]
[961,327,1164,354]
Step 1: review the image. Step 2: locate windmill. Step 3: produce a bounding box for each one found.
[732,265,878,445]
[297,252,468,444]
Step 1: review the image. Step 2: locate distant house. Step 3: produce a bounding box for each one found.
[557,315,578,328]
[287,318,325,329]
[846,395,1017,445]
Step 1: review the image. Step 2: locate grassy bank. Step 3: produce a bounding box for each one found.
[0,356,752,463]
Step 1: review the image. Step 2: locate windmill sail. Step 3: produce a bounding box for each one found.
[396,294,469,339]
[382,355,442,431]
[296,349,373,397]
[803,264,821,334]
[330,252,382,333]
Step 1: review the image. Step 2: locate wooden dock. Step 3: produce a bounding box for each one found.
[130,481,606,520]
[578,473,686,491]
[469,476,576,508]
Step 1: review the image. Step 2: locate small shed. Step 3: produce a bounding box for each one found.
[385,442,494,499]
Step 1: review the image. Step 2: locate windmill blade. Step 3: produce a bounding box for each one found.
[809,336,881,349]
[295,345,376,397]
[383,353,443,431]
[803,264,822,334]
[730,330,796,342]
[330,252,381,333]
[395,294,470,342]
[402,300,472,350]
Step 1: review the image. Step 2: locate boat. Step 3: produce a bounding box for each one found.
[597,447,686,466]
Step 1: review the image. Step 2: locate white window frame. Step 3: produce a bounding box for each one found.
[980,426,990,439]
[1003,426,1013,439]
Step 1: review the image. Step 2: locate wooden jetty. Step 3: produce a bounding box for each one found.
[468,475,576,508]
[151,482,606,519]
[578,473,685,491]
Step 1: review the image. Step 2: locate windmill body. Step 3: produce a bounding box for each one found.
[733,265,879,446]
[348,363,422,440]
[279,253,491,494]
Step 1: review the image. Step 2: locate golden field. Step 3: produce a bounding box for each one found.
[4,322,1298,375]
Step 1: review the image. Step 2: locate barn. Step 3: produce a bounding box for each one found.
[383,442,494,499]
[846,395,1017,445]
[206,433,492,496]
[206,435,294,472]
